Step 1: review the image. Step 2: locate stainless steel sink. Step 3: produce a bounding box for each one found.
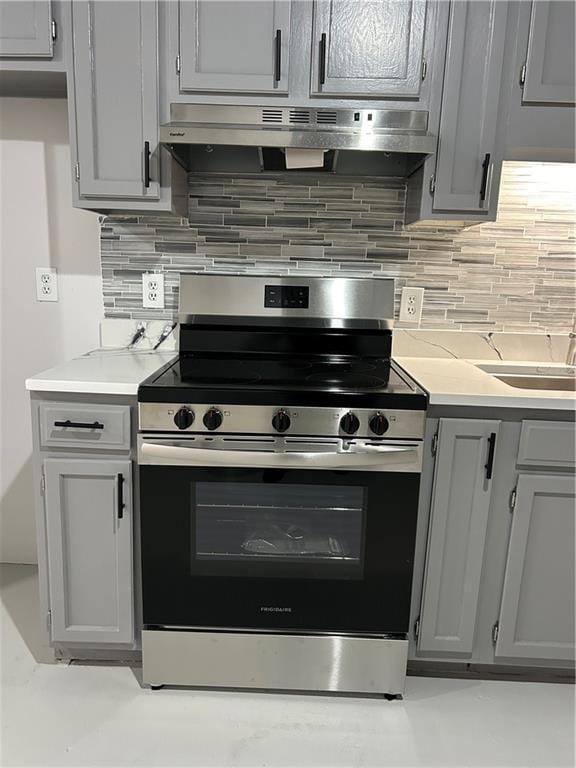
[494,374,576,392]
[474,363,576,392]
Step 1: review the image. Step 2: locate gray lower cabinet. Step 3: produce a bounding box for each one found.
[0,0,53,57]
[179,0,291,94]
[43,457,134,645]
[418,418,500,655]
[70,0,160,200]
[431,0,507,214]
[495,473,575,662]
[310,0,427,98]
[521,1,575,105]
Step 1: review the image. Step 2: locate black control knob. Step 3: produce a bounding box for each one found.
[340,411,360,435]
[369,412,389,436]
[174,406,194,430]
[272,409,291,433]
[203,407,223,431]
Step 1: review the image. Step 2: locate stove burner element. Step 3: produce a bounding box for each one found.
[307,373,388,389]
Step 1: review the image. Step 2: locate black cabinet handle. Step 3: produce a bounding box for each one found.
[479,152,490,202]
[485,432,497,480]
[144,141,151,188]
[274,29,281,82]
[54,420,104,430]
[319,32,327,86]
[116,473,124,520]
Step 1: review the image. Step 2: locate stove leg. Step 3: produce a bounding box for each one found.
[149,684,164,690]
[383,693,400,701]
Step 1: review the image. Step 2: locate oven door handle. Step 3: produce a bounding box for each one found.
[139,441,420,470]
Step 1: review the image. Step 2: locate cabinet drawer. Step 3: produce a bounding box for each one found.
[39,403,131,452]
[517,421,575,468]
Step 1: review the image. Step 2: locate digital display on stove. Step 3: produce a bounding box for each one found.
[265,285,309,309]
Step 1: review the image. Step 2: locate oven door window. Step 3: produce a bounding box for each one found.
[194,482,365,580]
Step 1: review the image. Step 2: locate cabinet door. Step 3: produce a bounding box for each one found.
[522,1,575,105]
[432,0,507,213]
[179,0,291,93]
[71,0,160,199]
[44,458,133,644]
[310,0,427,97]
[496,474,575,662]
[418,419,500,654]
[0,0,53,57]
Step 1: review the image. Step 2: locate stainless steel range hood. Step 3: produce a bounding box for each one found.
[160,104,436,156]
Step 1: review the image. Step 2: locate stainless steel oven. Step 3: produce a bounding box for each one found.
[138,433,422,692]
[137,274,427,695]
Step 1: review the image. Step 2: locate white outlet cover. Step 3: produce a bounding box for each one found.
[35,267,58,302]
[142,272,165,309]
[399,286,424,324]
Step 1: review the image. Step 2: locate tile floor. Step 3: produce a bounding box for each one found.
[1,564,574,767]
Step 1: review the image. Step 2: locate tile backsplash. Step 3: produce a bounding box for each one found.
[101,161,575,332]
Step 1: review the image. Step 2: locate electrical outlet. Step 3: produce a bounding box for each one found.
[142,272,165,309]
[399,286,424,324]
[35,267,58,302]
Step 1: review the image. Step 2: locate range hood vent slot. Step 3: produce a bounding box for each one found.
[316,110,338,124]
[289,109,311,124]
[262,109,283,124]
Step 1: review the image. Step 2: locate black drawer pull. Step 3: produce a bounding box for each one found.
[485,432,497,480]
[319,32,327,86]
[54,420,104,430]
[144,141,151,188]
[274,29,281,82]
[480,152,490,202]
[116,473,124,520]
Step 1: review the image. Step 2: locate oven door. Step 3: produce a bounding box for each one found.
[138,435,421,635]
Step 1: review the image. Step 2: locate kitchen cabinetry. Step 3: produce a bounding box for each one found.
[69,0,161,202]
[0,0,54,57]
[502,1,575,162]
[310,0,427,98]
[417,418,500,655]
[30,394,140,659]
[179,0,291,94]
[43,458,134,645]
[495,473,575,662]
[521,1,575,105]
[431,0,506,214]
[411,413,575,673]
[406,0,507,222]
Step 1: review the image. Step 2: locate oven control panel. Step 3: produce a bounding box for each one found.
[140,403,425,440]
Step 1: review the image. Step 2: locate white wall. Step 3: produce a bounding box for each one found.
[0,98,103,564]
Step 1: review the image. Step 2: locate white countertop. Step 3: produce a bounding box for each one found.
[25,349,176,396]
[396,357,576,411]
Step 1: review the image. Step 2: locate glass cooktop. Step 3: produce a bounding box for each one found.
[147,354,417,394]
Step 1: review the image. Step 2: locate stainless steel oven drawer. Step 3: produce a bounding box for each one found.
[142,629,408,695]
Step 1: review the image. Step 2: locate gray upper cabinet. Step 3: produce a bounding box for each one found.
[310,0,427,98]
[522,1,575,105]
[71,0,160,200]
[432,0,507,213]
[179,0,291,94]
[418,419,500,655]
[496,474,575,662]
[0,0,53,57]
[44,458,133,645]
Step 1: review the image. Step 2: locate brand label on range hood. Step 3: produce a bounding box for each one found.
[261,606,293,613]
